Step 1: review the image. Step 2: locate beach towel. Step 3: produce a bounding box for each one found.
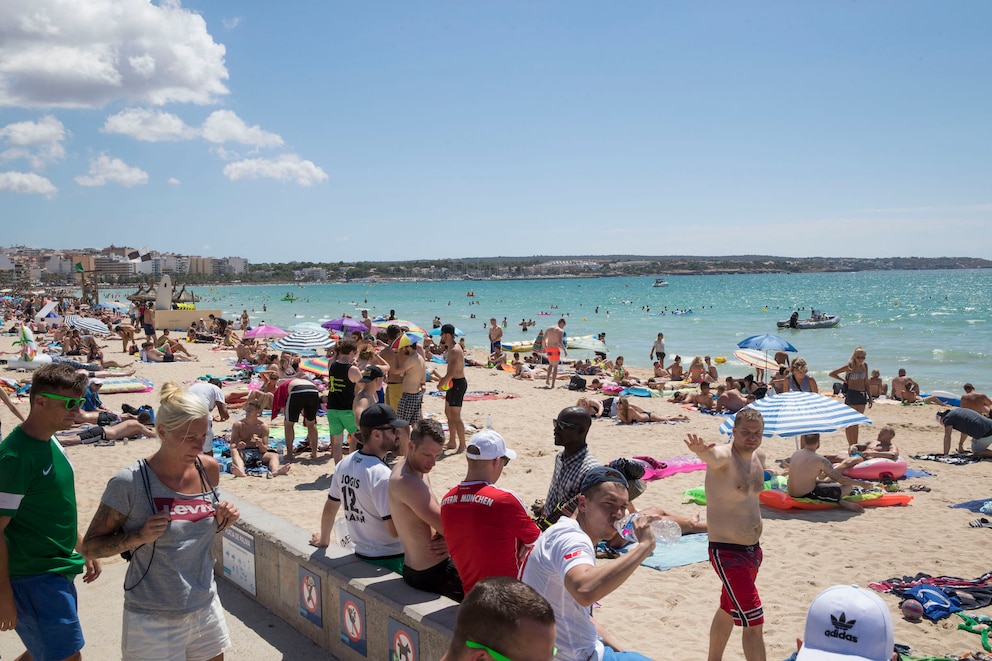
[913,453,986,465]
[602,533,710,571]
[869,572,992,612]
[98,376,154,394]
[903,467,935,479]
[632,456,707,481]
[949,499,992,514]
[427,390,516,401]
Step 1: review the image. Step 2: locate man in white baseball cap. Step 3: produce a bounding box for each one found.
[796,584,896,661]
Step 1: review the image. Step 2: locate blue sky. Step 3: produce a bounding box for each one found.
[2,1,990,262]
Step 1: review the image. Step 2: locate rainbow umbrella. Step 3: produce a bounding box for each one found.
[373,319,426,337]
[300,357,330,376]
[391,332,420,350]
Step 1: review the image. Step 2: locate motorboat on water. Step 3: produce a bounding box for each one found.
[653,278,669,287]
[777,310,840,329]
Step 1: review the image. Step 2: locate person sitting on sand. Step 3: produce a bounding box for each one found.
[667,355,684,380]
[80,334,131,369]
[653,361,671,379]
[139,341,196,362]
[58,412,155,447]
[618,396,689,424]
[683,382,716,409]
[788,358,819,393]
[688,356,715,383]
[155,328,194,358]
[716,385,747,413]
[770,366,789,394]
[890,368,919,401]
[867,369,887,399]
[787,434,875,513]
[229,401,291,478]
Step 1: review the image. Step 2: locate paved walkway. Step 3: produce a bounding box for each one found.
[0,560,333,661]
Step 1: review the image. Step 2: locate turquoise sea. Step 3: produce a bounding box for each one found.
[163,270,990,393]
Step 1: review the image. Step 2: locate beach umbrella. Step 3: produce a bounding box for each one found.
[291,321,328,333]
[718,391,872,438]
[427,325,464,337]
[372,319,427,337]
[736,334,797,353]
[244,324,288,339]
[300,357,330,376]
[93,301,127,311]
[269,330,334,356]
[391,332,420,350]
[733,349,780,371]
[322,317,367,333]
[63,314,110,335]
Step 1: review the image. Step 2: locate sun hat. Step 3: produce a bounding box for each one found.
[466,430,517,461]
[796,585,894,661]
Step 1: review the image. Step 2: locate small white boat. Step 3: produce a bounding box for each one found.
[777,312,840,329]
[653,278,669,287]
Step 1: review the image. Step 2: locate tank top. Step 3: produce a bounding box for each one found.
[326,360,356,411]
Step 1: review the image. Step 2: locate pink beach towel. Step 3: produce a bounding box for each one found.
[633,455,707,481]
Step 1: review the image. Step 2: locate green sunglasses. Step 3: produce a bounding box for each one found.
[37,393,84,410]
[466,640,557,661]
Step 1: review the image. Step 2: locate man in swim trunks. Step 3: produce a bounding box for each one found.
[787,434,874,514]
[543,318,567,389]
[392,338,426,450]
[380,325,405,410]
[326,340,362,464]
[937,408,992,457]
[684,409,768,661]
[650,332,665,364]
[488,318,503,354]
[438,324,467,452]
[272,377,322,461]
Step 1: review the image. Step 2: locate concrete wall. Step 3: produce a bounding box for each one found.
[154,309,222,331]
[212,494,457,660]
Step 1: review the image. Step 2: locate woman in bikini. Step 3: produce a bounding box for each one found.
[829,346,871,446]
[617,396,689,424]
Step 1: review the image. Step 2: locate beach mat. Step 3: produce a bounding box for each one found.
[633,456,707,481]
[949,499,992,514]
[427,390,516,401]
[99,376,154,394]
[913,453,987,465]
[604,533,710,572]
[904,467,935,479]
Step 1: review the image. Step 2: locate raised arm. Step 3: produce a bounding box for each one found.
[683,433,724,465]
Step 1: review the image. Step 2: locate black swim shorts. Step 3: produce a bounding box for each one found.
[402,557,464,602]
[286,385,320,423]
[803,484,842,503]
[844,389,868,406]
[445,378,468,407]
[78,426,106,443]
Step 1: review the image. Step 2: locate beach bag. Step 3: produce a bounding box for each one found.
[903,585,962,620]
[567,375,587,391]
[138,404,154,423]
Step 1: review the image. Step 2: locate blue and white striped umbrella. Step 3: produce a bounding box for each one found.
[64,314,111,335]
[718,391,871,438]
[269,329,334,356]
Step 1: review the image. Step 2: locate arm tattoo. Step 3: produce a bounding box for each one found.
[82,503,142,559]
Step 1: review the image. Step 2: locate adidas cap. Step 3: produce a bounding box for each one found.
[796,585,894,661]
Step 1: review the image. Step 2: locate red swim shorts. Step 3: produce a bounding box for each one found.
[709,542,763,627]
[545,346,561,361]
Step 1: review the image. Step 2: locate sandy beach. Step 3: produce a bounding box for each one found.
[2,332,990,660]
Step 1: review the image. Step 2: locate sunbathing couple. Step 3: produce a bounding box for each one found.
[576,396,688,424]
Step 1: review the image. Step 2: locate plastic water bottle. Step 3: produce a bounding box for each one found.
[486,414,493,429]
[332,517,355,550]
[615,514,683,546]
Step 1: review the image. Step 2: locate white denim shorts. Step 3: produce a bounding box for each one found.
[122,594,230,661]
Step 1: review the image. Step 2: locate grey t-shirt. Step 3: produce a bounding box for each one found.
[101,460,220,615]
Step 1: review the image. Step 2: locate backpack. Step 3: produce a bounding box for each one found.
[567,375,587,391]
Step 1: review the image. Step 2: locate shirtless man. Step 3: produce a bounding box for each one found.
[393,339,426,428]
[360,309,373,337]
[229,401,291,478]
[715,385,748,413]
[890,369,918,401]
[58,412,155,447]
[543,319,567,389]
[787,434,873,513]
[684,409,768,661]
[380,325,404,410]
[488,318,503,354]
[438,324,467,452]
[142,303,156,344]
[139,341,196,362]
[387,418,464,601]
[961,384,992,415]
[685,382,715,409]
[353,366,384,447]
[705,356,719,381]
[155,328,193,357]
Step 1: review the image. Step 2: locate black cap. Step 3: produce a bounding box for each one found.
[579,465,628,495]
[360,365,384,382]
[441,323,456,336]
[360,403,408,429]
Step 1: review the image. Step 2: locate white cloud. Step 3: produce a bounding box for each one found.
[201,110,283,147]
[74,154,148,187]
[222,17,241,30]
[0,115,67,169]
[102,108,196,142]
[167,177,181,185]
[223,154,328,186]
[0,0,229,108]
[0,171,57,197]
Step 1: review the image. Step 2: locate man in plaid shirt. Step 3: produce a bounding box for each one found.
[540,407,600,526]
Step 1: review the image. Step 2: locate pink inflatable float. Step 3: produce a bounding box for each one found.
[843,457,908,481]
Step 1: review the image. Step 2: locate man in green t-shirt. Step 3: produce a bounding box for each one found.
[0,363,101,660]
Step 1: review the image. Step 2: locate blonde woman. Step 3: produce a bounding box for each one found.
[687,356,715,383]
[829,347,871,446]
[82,382,239,661]
[788,358,819,393]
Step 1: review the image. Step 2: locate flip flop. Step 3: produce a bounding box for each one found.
[94,439,116,447]
[910,484,932,492]
[969,518,992,529]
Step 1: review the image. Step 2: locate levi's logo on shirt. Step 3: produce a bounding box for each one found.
[154,497,215,522]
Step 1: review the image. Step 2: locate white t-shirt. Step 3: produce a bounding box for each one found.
[329,452,403,558]
[520,517,602,661]
[188,382,225,452]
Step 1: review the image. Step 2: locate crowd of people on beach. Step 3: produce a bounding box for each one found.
[3,293,992,660]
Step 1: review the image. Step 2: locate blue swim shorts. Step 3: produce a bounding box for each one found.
[12,572,84,661]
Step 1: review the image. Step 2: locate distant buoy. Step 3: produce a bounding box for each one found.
[714,356,726,364]
[761,307,767,312]
[894,301,899,307]
[582,317,587,321]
